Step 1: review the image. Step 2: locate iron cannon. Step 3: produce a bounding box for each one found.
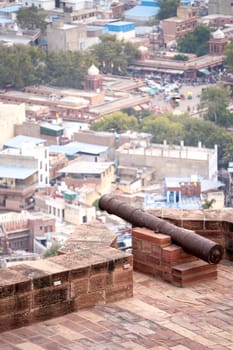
[99,194,224,264]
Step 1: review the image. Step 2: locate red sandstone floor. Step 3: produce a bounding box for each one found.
[1,260,233,350]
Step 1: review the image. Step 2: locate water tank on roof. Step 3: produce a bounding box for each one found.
[63,190,76,201]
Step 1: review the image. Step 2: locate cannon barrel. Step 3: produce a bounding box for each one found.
[99,194,224,264]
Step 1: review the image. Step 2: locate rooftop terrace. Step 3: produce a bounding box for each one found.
[1,261,233,350]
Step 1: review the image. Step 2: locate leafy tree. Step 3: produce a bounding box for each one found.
[17,6,47,32]
[141,113,184,144]
[157,0,180,20]
[177,25,210,56]
[224,42,233,73]
[173,54,188,61]
[202,198,216,209]
[43,242,61,258]
[91,112,138,133]
[45,51,92,89]
[199,84,233,126]
[0,44,46,89]
[91,34,139,75]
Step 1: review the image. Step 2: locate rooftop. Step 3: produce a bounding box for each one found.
[0,4,22,13]
[0,165,37,179]
[124,5,160,18]
[3,135,46,149]
[49,142,108,156]
[58,161,113,175]
[1,261,232,349]
[40,122,64,132]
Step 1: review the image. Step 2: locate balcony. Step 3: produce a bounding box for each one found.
[0,183,37,197]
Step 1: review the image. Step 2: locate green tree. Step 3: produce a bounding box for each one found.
[91,34,139,75]
[177,25,210,56]
[45,51,92,89]
[0,44,46,89]
[141,113,184,144]
[202,198,216,209]
[43,242,61,258]
[157,0,180,20]
[91,112,138,133]
[224,42,233,73]
[199,84,233,126]
[17,6,47,31]
[173,54,189,61]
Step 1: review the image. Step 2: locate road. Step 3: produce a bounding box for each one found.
[150,84,209,115]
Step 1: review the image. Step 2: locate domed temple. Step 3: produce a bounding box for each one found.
[84,64,103,92]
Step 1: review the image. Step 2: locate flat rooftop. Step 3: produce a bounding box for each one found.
[0,165,37,179]
[58,161,113,175]
[1,261,232,349]
[3,135,46,149]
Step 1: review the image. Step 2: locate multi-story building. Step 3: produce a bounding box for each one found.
[162,6,199,45]
[208,0,233,16]
[105,21,135,41]
[116,140,218,182]
[47,20,87,51]
[0,211,55,253]
[36,192,96,224]
[0,103,26,149]
[2,135,50,188]
[21,0,54,10]
[0,165,37,212]
[57,161,115,203]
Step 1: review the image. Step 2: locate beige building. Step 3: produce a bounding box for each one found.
[64,201,96,225]
[58,161,115,203]
[0,141,50,188]
[0,103,25,149]
[0,211,55,254]
[162,6,199,45]
[208,0,233,16]
[116,141,218,182]
[47,20,87,51]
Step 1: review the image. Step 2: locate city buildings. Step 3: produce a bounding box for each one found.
[0,210,55,254]
[47,20,87,51]
[116,140,218,182]
[0,103,26,149]
[162,6,199,45]
[208,0,233,16]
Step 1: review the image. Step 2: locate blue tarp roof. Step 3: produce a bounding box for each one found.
[0,17,14,24]
[0,5,22,13]
[107,21,134,27]
[124,5,160,19]
[3,135,46,149]
[49,142,108,156]
[0,166,37,179]
[49,145,78,156]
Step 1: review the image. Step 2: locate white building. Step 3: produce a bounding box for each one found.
[1,136,50,188]
[20,141,50,188]
[22,0,93,11]
[22,0,54,11]
[0,103,26,150]
[116,140,218,182]
[105,21,136,41]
